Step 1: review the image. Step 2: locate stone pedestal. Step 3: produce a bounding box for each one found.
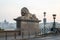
[14,19,41,35]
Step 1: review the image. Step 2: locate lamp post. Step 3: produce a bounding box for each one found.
[43,12,46,35]
[52,14,56,33]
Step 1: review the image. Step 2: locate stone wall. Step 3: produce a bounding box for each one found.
[0,30,20,37]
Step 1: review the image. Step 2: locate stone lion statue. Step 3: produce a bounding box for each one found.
[21,7,38,20]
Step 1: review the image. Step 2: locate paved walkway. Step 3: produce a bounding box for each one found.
[29,35,60,40]
[0,34,60,40]
[0,35,35,40]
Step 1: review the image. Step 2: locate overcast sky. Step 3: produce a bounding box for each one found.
[0,0,60,23]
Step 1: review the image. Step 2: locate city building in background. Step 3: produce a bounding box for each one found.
[0,20,16,30]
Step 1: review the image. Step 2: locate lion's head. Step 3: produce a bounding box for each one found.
[21,7,29,16]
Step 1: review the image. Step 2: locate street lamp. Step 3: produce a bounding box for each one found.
[43,12,46,34]
[44,12,46,17]
[53,14,56,22]
[53,14,56,28]
[52,14,56,33]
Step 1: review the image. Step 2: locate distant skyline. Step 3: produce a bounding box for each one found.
[0,0,60,23]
